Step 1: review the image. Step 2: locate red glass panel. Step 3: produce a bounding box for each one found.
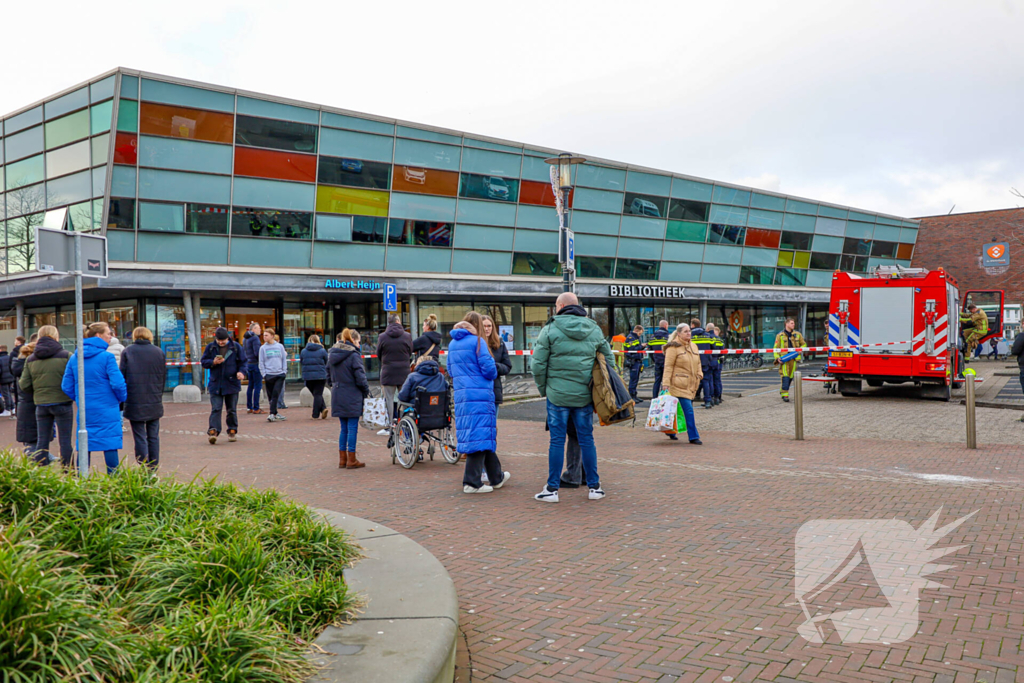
[113,132,137,165]
[519,179,573,208]
[744,228,782,248]
[234,146,316,183]
[392,165,459,196]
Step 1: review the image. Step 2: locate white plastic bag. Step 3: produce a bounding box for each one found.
[645,394,679,432]
[362,397,389,427]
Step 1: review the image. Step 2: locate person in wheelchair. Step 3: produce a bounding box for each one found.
[396,356,450,461]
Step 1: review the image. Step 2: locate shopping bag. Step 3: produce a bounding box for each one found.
[645,394,679,432]
[362,397,389,427]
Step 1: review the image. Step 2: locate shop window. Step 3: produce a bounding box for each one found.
[459,173,519,203]
[896,243,914,260]
[775,268,807,286]
[107,197,135,230]
[139,102,233,143]
[232,207,312,239]
[744,227,782,249]
[234,146,316,183]
[615,258,659,280]
[391,165,459,196]
[96,302,138,344]
[235,114,316,153]
[668,198,709,222]
[708,223,745,245]
[318,157,390,190]
[186,203,230,235]
[809,252,839,270]
[512,252,559,276]
[387,219,453,247]
[740,266,774,285]
[623,192,667,218]
[113,132,138,165]
[578,256,614,278]
[843,237,871,255]
[870,240,897,258]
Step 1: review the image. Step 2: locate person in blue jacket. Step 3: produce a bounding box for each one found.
[61,322,128,474]
[446,311,510,494]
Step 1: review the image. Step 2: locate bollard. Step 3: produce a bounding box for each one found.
[793,370,804,440]
[965,372,976,449]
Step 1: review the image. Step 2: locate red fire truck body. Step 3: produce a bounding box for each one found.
[826,267,1003,400]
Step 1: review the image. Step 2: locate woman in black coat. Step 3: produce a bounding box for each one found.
[412,314,442,362]
[119,327,167,469]
[11,343,37,453]
[299,335,329,420]
[330,329,370,470]
[481,315,512,411]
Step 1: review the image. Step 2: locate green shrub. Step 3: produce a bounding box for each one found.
[0,452,360,682]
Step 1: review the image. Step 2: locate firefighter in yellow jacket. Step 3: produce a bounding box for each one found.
[959,304,989,361]
[773,317,805,402]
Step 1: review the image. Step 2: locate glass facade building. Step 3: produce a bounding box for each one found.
[0,69,920,385]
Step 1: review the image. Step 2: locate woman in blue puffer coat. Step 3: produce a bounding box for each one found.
[447,311,510,494]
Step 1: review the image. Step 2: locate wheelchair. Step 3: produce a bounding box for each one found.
[391,387,459,469]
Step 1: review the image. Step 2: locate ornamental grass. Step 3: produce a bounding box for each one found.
[0,452,360,682]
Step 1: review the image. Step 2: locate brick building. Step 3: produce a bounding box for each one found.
[912,208,1024,307]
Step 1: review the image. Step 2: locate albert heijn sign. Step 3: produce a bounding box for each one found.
[609,284,686,298]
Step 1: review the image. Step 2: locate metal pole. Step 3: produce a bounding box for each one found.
[560,191,572,293]
[965,376,976,449]
[15,301,24,338]
[74,233,89,477]
[793,370,804,441]
[182,291,201,394]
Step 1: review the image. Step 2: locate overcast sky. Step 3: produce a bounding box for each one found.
[4,0,1022,218]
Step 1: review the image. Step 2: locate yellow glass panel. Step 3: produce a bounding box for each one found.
[793,251,810,269]
[777,250,793,267]
[315,185,389,217]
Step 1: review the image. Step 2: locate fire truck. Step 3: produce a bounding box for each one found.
[826,266,1004,400]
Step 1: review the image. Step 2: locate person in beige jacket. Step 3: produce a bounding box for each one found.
[660,323,703,444]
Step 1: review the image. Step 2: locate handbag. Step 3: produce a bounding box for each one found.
[361,396,389,427]
[645,394,679,433]
[411,343,436,371]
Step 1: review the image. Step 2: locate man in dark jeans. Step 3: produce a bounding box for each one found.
[201,327,246,444]
[243,322,263,414]
[19,329,73,466]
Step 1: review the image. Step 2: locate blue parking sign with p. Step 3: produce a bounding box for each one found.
[383,283,397,311]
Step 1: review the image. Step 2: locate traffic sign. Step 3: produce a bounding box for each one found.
[383,283,397,312]
[567,230,575,271]
[35,225,108,278]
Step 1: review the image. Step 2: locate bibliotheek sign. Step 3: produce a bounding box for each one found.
[609,284,686,298]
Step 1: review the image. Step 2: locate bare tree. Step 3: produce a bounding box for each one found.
[4,182,47,275]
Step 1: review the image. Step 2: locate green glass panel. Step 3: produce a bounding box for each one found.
[45,109,90,150]
[117,99,138,133]
[777,251,794,267]
[793,251,810,269]
[91,133,110,166]
[90,101,113,136]
[665,220,707,242]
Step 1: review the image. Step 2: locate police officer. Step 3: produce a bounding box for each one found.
[690,319,715,409]
[960,304,989,362]
[647,320,670,398]
[706,323,724,405]
[624,324,645,404]
[773,317,805,402]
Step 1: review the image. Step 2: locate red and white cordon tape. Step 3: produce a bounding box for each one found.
[162,340,911,365]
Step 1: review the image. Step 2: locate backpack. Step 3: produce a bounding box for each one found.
[591,350,635,426]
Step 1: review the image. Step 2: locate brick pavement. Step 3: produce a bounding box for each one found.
[2,396,1022,683]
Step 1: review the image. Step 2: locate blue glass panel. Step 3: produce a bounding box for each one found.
[312,241,385,270]
[814,217,846,236]
[396,125,461,145]
[46,170,91,208]
[901,220,919,228]
[44,87,89,120]
[460,148,522,177]
[138,169,230,204]
[786,198,818,215]
[4,106,42,135]
[872,224,901,241]
[140,79,234,113]
[230,236,311,266]
[895,259,912,267]
[388,192,456,222]
[845,221,874,239]
[712,186,750,206]
[700,264,740,284]
[107,230,135,261]
[805,270,834,287]
[456,198,516,227]
[875,215,901,226]
[91,76,115,103]
[661,241,704,262]
[867,257,896,269]
[463,138,522,153]
[319,128,394,163]
[452,224,513,251]
[91,166,106,197]
[811,234,844,253]
[750,192,786,211]
[746,208,783,230]
[782,213,815,233]
[138,135,233,174]
[741,247,779,266]
[5,126,44,162]
[5,155,44,190]
[232,177,314,211]
[520,155,555,182]
[671,177,713,201]
[137,232,228,264]
[139,201,184,231]
[619,215,665,239]
[321,111,395,136]
[708,204,748,226]
[702,244,742,264]
[236,96,318,124]
[393,138,460,171]
[120,75,140,99]
[314,214,352,241]
[569,209,618,235]
[625,170,671,196]
[516,204,560,231]
[111,166,136,197]
[660,261,702,282]
[574,233,617,257]
[848,210,876,222]
[616,237,660,259]
[576,164,626,191]
[899,227,918,244]
[451,249,512,275]
[572,187,623,214]
[386,245,451,272]
[514,229,558,252]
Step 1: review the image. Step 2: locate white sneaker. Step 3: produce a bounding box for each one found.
[376,428,390,436]
[0,411,10,417]
[588,487,606,500]
[492,471,511,489]
[534,486,559,503]
[463,484,493,494]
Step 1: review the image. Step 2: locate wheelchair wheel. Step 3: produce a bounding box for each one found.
[394,416,420,469]
[439,426,459,464]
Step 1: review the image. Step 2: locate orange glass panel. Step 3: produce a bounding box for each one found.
[896,243,914,260]
[113,132,137,165]
[234,147,316,183]
[139,102,233,143]
[519,179,573,208]
[391,165,459,196]
[744,227,782,248]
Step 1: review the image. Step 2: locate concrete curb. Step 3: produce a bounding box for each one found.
[307,510,458,683]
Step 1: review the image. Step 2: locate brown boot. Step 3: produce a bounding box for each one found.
[346,450,366,469]
[339,450,347,469]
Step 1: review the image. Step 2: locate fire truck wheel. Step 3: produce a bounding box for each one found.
[866,380,883,387]
[838,378,861,397]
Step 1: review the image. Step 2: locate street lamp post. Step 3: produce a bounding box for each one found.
[545,153,586,292]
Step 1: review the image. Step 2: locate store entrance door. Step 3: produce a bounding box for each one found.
[225,307,278,343]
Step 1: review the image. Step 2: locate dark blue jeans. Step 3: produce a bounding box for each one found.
[338,417,359,451]
[701,372,714,404]
[35,402,74,467]
[88,449,120,475]
[678,398,699,441]
[709,363,722,398]
[628,360,642,398]
[246,363,262,410]
[546,401,599,490]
